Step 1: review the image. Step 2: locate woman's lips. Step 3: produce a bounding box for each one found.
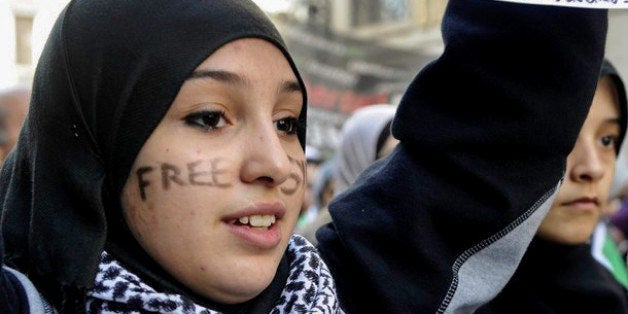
[226,222,282,249]
[562,197,598,212]
[223,202,286,249]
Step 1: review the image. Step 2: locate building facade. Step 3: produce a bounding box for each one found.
[0,0,68,89]
[277,0,447,152]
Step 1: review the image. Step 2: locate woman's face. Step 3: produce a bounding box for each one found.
[537,76,621,245]
[121,38,305,304]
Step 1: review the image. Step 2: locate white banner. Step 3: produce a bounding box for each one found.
[496,0,628,9]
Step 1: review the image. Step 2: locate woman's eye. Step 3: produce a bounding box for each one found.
[600,135,619,150]
[275,117,300,135]
[184,111,227,131]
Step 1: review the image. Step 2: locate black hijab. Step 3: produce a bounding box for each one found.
[0,0,306,311]
[601,59,628,151]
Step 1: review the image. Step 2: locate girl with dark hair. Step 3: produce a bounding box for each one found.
[0,1,341,313]
[476,59,628,313]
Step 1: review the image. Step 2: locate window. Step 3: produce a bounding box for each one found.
[352,0,410,26]
[15,14,33,65]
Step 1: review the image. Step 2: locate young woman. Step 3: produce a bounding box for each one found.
[476,59,628,313]
[0,0,341,313]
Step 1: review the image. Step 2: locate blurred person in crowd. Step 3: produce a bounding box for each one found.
[333,104,398,196]
[477,59,628,313]
[592,203,628,288]
[298,158,335,242]
[316,1,609,312]
[313,159,336,212]
[300,104,398,245]
[0,0,342,312]
[608,198,628,271]
[0,85,29,166]
[612,195,628,230]
[296,145,324,230]
[610,139,628,241]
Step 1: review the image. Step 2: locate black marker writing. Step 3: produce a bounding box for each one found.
[136,158,233,201]
[136,166,154,201]
[187,159,231,188]
[281,156,307,195]
[210,158,232,188]
[162,163,187,190]
[188,160,212,186]
[555,0,626,4]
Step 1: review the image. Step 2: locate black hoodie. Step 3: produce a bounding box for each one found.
[476,238,628,314]
[316,1,608,313]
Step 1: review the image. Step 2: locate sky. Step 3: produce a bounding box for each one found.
[252,0,293,13]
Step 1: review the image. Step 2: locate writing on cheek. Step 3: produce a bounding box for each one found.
[187,159,232,188]
[162,163,186,190]
[137,166,154,201]
[135,158,232,201]
[280,156,306,195]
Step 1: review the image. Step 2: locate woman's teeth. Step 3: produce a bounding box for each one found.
[238,215,276,228]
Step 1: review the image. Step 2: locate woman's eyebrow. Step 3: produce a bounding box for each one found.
[279,80,302,95]
[604,118,622,126]
[188,69,302,95]
[188,70,249,87]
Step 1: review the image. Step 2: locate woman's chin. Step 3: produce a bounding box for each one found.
[538,228,593,245]
[187,267,277,305]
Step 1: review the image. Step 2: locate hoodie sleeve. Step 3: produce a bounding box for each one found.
[0,237,28,313]
[316,1,608,313]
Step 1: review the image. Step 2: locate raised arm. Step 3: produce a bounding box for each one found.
[317,1,608,313]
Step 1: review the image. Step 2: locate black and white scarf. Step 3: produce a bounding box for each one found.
[86,235,342,313]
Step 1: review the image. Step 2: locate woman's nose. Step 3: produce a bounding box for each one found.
[569,140,605,183]
[240,122,291,187]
